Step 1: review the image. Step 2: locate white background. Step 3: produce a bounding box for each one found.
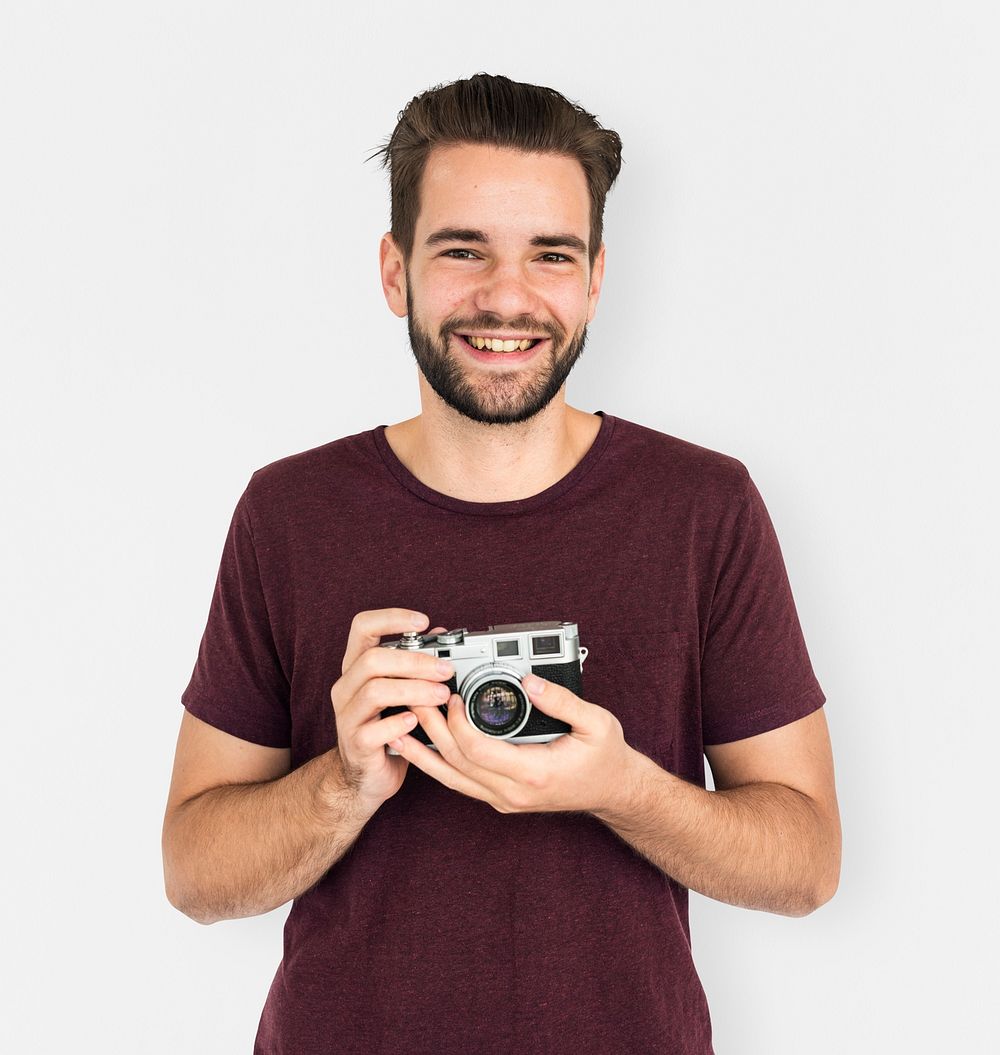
[2,2,997,1052]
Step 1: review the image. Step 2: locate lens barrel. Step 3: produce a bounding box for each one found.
[466,675,529,737]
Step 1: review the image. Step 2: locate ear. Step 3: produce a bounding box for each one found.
[380,232,408,318]
[586,242,606,324]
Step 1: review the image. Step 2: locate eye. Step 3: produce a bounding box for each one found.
[539,253,572,263]
[441,248,479,259]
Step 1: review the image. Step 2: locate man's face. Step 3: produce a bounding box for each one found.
[394,142,605,425]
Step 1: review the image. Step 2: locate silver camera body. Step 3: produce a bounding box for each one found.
[380,620,588,754]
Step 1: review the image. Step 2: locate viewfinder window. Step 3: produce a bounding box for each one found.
[530,635,561,657]
[496,639,520,658]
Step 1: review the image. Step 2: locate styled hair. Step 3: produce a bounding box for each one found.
[368,73,623,269]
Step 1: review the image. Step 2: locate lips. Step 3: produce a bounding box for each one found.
[453,332,548,365]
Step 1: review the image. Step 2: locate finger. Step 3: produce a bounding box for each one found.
[341,608,430,674]
[389,731,503,804]
[354,709,420,755]
[417,696,528,788]
[336,645,454,720]
[521,674,594,736]
[360,675,453,713]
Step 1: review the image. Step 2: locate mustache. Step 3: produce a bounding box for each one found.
[440,315,564,342]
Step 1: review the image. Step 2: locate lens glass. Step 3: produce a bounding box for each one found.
[469,680,526,736]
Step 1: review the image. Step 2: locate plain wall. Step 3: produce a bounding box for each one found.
[2,1,996,1051]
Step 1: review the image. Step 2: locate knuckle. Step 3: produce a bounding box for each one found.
[421,660,446,682]
[368,679,399,708]
[331,680,350,713]
[436,740,457,765]
[504,789,529,812]
[355,678,380,706]
[461,739,487,766]
[522,769,543,790]
[355,646,379,674]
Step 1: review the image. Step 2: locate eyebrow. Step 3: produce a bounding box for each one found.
[424,227,588,255]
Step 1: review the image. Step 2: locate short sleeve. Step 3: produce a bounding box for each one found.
[180,486,292,747]
[701,473,826,745]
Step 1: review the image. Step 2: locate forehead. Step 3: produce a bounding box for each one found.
[415,142,590,243]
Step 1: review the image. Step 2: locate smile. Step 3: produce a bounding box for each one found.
[456,333,545,352]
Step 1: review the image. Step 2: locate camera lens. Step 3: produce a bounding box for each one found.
[468,679,527,737]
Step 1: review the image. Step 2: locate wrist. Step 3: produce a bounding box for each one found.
[316,750,381,830]
[593,747,662,826]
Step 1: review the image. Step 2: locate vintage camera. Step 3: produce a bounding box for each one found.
[380,620,588,754]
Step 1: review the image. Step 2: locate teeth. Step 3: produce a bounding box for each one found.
[466,336,539,352]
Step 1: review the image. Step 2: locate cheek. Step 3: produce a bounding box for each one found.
[427,282,473,319]
[446,292,469,314]
[543,276,591,315]
[555,298,591,336]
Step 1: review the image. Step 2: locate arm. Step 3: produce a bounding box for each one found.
[591,706,841,917]
[161,711,377,926]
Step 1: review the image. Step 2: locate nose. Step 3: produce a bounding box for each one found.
[472,261,540,321]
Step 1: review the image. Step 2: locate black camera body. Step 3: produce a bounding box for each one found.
[380,620,588,753]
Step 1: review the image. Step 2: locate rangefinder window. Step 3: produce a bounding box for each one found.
[530,634,561,657]
[496,639,520,658]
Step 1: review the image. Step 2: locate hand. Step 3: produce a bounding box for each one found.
[390,673,638,815]
[330,609,451,812]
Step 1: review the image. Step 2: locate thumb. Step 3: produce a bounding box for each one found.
[522,673,591,732]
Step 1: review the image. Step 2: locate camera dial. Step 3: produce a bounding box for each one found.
[436,629,466,645]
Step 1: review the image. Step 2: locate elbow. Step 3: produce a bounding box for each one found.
[800,806,842,915]
[812,867,841,912]
[163,847,219,926]
[813,828,843,911]
[169,895,219,926]
[794,865,841,917]
[778,882,837,918]
[777,856,840,918]
[164,875,219,926]
[186,908,221,927]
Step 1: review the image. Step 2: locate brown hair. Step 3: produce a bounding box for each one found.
[368,73,623,270]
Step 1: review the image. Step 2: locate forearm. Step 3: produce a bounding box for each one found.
[162,748,376,925]
[592,750,840,917]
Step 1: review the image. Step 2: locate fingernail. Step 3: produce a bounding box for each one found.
[523,674,545,693]
[411,612,427,627]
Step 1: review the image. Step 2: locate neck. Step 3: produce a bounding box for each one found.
[383,388,602,504]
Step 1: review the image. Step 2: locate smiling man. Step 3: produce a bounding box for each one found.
[380,138,609,503]
[163,73,840,1055]
[396,144,596,429]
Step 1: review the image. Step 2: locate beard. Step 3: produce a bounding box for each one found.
[404,282,589,426]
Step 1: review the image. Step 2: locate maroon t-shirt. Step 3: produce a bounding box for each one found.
[180,411,825,1055]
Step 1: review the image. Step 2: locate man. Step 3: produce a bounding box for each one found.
[162,72,840,1054]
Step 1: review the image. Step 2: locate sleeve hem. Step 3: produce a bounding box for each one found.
[703,684,826,747]
[181,694,291,750]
